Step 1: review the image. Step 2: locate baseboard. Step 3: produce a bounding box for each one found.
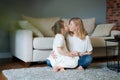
[0,52,12,58]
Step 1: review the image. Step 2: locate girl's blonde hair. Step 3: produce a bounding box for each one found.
[69,17,88,40]
[51,20,64,35]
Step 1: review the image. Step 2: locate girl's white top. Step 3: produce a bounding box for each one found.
[47,34,79,68]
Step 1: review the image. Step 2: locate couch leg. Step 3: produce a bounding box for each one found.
[12,56,31,67]
[25,62,31,67]
[12,56,19,62]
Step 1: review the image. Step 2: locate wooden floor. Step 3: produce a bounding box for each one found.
[0,57,114,80]
[0,58,47,80]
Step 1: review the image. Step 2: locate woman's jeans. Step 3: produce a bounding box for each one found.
[78,54,92,68]
[46,59,52,67]
[46,54,92,68]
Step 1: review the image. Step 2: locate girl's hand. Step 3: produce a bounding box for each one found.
[51,51,57,59]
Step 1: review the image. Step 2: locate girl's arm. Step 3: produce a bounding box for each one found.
[57,47,75,57]
[50,51,57,59]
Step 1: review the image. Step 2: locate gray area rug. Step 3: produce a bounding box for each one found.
[2,63,120,80]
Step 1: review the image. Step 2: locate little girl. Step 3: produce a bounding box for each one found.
[47,20,79,72]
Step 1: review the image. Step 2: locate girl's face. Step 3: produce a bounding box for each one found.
[61,22,68,35]
[64,23,69,32]
[69,21,77,32]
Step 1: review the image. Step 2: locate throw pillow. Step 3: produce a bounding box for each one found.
[91,23,115,37]
[18,20,44,37]
[23,16,60,37]
[82,18,96,34]
[62,18,96,34]
[62,18,70,26]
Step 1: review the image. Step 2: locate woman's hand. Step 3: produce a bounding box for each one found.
[79,51,92,56]
[79,52,84,56]
[50,51,57,59]
[70,51,79,57]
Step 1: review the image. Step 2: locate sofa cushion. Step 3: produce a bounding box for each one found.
[33,50,51,61]
[23,16,60,37]
[91,23,115,37]
[62,18,96,34]
[33,37,54,49]
[18,20,44,37]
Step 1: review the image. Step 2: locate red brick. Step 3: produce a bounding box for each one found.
[107,0,120,27]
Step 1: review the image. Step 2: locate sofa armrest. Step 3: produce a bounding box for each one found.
[14,29,33,62]
[111,30,120,37]
[90,36,116,47]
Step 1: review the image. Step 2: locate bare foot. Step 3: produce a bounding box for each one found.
[77,66,84,70]
[53,66,59,72]
[60,68,65,72]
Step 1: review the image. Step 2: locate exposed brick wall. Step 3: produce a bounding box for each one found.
[106,0,120,27]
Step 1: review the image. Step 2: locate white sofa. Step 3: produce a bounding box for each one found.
[12,16,120,64]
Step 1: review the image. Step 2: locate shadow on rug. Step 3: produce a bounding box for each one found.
[2,63,120,80]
